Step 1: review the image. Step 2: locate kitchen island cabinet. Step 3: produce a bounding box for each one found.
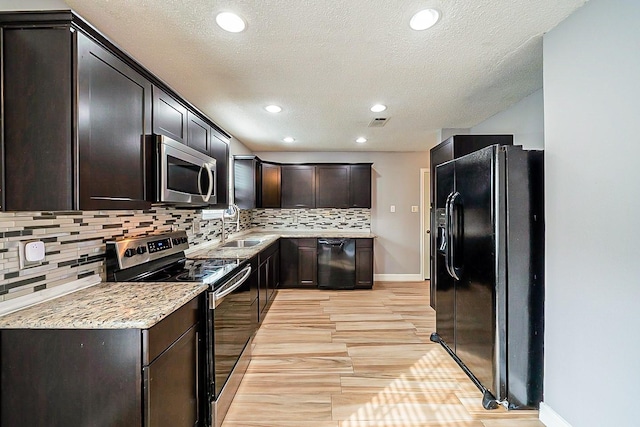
[0,283,207,427]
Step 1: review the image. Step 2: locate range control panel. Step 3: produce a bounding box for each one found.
[107,231,190,270]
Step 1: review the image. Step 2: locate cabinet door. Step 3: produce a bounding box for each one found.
[316,165,349,208]
[261,163,281,208]
[152,86,187,143]
[234,157,259,209]
[298,245,318,287]
[355,239,374,289]
[268,249,280,298]
[279,238,299,287]
[77,33,152,210]
[349,164,372,208]
[210,131,229,209]
[281,165,316,208]
[146,324,199,427]
[1,329,142,427]
[258,259,269,315]
[2,26,74,211]
[186,111,210,155]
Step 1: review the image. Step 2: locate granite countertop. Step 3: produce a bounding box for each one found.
[188,229,376,260]
[0,282,208,329]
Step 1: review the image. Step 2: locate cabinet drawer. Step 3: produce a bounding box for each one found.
[356,238,373,248]
[297,238,317,248]
[144,296,200,364]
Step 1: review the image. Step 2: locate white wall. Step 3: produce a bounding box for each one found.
[255,151,429,277]
[471,89,544,149]
[542,1,640,426]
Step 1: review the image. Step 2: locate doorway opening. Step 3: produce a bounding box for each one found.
[420,168,431,280]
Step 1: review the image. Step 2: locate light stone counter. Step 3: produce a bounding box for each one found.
[0,282,208,329]
[189,230,376,260]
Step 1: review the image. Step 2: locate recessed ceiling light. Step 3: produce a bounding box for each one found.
[283,137,295,143]
[265,105,282,113]
[370,104,387,113]
[410,9,440,31]
[216,12,246,33]
[356,137,367,143]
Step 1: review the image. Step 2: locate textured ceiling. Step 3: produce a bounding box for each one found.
[62,0,587,152]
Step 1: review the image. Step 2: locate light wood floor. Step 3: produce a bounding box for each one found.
[222,282,545,427]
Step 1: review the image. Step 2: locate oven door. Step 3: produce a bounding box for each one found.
[157,135,217,206]
[207,263,254,424]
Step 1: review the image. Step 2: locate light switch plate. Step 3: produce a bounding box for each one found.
[411,206,419,213]
[19,240,45,269]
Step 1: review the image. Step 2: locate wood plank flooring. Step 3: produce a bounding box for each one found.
[222,282,545,427]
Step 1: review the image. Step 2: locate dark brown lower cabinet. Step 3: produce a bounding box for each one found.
[280,238,318,288]
[258,241,280,320]
[0,296,204,427]
[355,238,374,289]
[281,237,372,289]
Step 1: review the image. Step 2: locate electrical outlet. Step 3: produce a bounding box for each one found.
[193,219,201,233]
[390,205,396,213]
[19,240,45,269]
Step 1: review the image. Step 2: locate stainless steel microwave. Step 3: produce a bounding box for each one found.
[155,135,217,206]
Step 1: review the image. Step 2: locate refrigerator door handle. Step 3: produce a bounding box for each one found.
[446,191,462,280]
[444,192,455,279]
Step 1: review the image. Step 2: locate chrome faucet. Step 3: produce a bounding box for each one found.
[219,204,240,243]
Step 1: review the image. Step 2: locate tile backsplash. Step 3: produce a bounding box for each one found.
[251,208,371,230]
[0,207,368,302]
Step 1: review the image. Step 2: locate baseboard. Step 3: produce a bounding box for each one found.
[539,402,573,427]
[374,274,423,282]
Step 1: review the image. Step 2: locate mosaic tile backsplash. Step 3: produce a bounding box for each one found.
[251,208,371,230]
[0,207,368,302]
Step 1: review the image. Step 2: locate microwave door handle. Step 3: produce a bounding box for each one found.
[197,163,214,202]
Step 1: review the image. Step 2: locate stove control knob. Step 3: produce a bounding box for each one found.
[124,248,136,258]
[172,238,181,246]
[181,237,188,244]
[136,246,147,255]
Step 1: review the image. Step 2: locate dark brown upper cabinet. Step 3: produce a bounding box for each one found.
[261,162,281,208]
[0,11,231,212]
[233,156,281,209]
[186,111,210,155]
[316,165,350,208]
[316,164,372,209]
[349,164,372,208]
[1,16,152,211]
[77,32,152,210]
[152,86,187,144]
[281,165,316,209]
[209,131,230,209]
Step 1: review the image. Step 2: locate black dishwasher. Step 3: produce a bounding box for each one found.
[317,239,356,289]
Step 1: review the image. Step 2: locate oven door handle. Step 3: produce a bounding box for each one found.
[210,265,252,309]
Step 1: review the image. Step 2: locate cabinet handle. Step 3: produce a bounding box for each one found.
[195,330,200,423]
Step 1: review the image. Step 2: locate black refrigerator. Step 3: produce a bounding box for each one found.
[430,144,544,410]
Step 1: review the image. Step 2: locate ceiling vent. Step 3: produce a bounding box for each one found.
[368,117,389,127]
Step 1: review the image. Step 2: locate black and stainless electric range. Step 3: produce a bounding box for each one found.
[106,231,256,427]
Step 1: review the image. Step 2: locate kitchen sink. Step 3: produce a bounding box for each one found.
[221,239,264,248]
